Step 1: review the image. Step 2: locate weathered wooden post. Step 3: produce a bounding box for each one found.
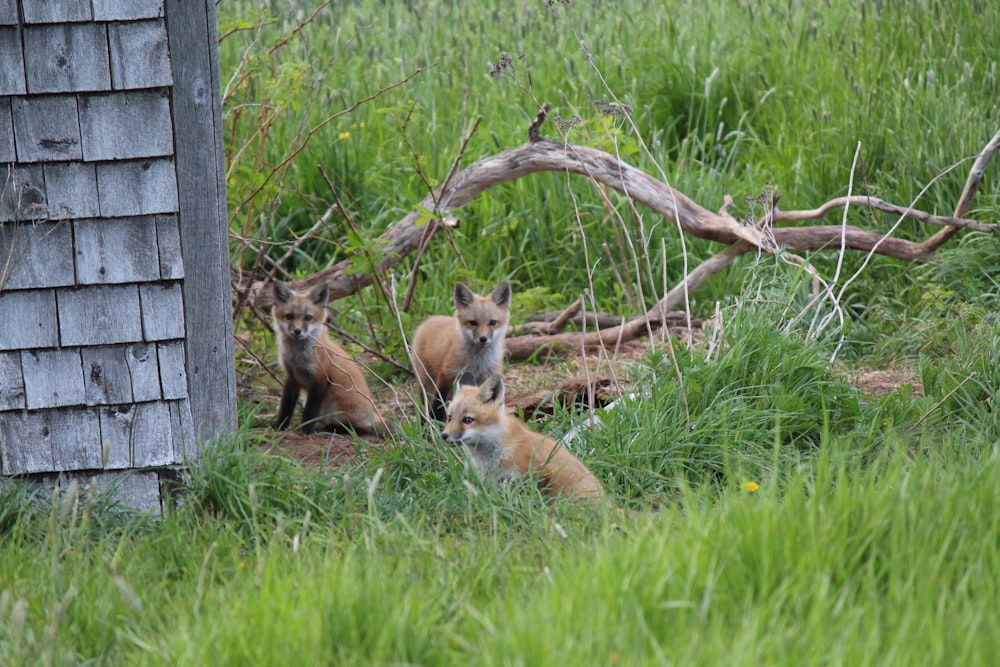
[0,0,235,510]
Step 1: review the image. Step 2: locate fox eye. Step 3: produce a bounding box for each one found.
[462,416,474,424]
[284,314,294,321]
[467,320,478,327]
[488,319,497,326]
[304,315,313,321]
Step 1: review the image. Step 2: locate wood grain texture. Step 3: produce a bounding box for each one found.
[0,411,53,474]
[166,0,236,438]
[169,398,197,462]
[48,408,103,471]
[21,348,86,409]
[155,215,184,279]
[79,91,173,161]
[0,0,18,24]
[139,282,185,340]
[22,1,92,23]
[0,351,25,410]
[109,21,172,90]
[0,27,26,95]
[11,95,82,162]
[57,284,143,346]
[96,158,179,217]
[0,289,58,350]
[125,343,162,402]
[98,405,132,468]
[0,221,75,289]
[82,346,134,405]
[93,0,165,21]
[23,23,111,94]
[157,340,189,399]
[74,217,161,284]
[43,162,100,219]
[0,164,48,223]
[93,470,162,513]
[0,99,14,161]
[130,401,175,467]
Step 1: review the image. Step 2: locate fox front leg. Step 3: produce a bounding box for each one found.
[274,378,301,431]
[298,383,327,434]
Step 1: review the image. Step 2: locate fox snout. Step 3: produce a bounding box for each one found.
[441,431,462,446]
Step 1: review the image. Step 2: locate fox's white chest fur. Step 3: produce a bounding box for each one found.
[278,333,320,387]
[458,325,506,383]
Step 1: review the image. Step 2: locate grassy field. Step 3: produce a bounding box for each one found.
[3,0,1000,664]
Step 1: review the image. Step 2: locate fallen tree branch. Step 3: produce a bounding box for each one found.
[241,113,998,363]
[505,242,750,360]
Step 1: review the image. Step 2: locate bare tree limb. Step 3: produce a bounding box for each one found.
[243,122,998,324]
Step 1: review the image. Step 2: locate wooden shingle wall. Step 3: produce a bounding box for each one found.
[0,0,235,510]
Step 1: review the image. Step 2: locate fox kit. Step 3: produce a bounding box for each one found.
[412,281,511,419]
[443,373,605,503]
[272,281,383,435]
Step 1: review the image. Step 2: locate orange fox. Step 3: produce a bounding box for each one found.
[442,373,606,503]
[412,281,511,419]
[271,281,384,435]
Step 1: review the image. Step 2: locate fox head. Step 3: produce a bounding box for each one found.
[272,281,329,341]
[453,282,511,349]
[442,372,505,461]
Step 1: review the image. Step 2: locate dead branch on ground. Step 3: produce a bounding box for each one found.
[240,107,999,359]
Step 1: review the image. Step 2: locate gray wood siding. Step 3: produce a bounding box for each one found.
[96,159,179,217]
[0,164,47,223]
[0,351,24,410]
[74,218,161,284]
[83,346,135,405]
[0,289,59,350]
[1,0,233,510]
[21,348,86,409]
[23,23,111,94]
[79,91,173,161]
[0,221,75,290]
[0,27,26,95]
[125,343,163,402]
[0,1,18,24]
[44,162,100,219]
[139,282,185,341]
[157,340,189,400]
[130,401,174,466]
[57,285,143,346]
[167,0,236,436]
[11,95,82,162]
[98,405,133,468]
[169,399,197,462]
[0,411,53,473]
[22,2,93,24]
[93,0,165,22]
[155,215,184,279]
[109,21,172,90]
[48,409,103,471]
[0,99,14,161]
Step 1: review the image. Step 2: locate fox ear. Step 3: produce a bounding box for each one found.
[309,283,329,306]
[273,280,292,304]
[491,281,511,308]
[478,374,505,405]
[454,282,474,308]
[458,371,478,387]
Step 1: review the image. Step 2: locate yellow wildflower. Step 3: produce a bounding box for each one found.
[741,481,760,493]
[338,131,351,140]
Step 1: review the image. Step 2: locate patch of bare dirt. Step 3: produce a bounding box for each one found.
[846,367,924,397]
[259,324,923,467]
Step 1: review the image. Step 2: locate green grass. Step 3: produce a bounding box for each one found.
[4,0,1000,664]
